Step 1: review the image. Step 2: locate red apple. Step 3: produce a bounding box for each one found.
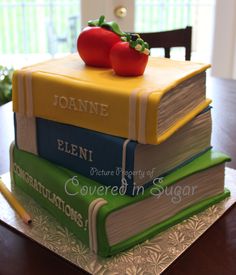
[110,42,149,76]
[77,26,120,68]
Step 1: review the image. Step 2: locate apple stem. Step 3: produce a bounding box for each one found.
[123,33,150,55]
[98,15,105,26]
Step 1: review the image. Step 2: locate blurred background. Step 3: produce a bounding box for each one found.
[0,0,215,68]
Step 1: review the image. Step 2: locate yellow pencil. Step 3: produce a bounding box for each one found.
[0,178,32,225]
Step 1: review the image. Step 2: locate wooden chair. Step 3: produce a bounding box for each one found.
[139,26,192,60]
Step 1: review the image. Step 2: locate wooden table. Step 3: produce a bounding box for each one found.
[0,76,236,275]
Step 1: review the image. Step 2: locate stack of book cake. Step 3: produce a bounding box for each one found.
[10,20,231,257]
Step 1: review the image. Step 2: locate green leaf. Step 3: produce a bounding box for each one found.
[0,65,13,106]
[144,42,149,49]
[130,40,137,48]
[88,15,105,27]
[98,15,105,26]
[87,15,126,37]
[101,21,126,36]
[88,19,99,26]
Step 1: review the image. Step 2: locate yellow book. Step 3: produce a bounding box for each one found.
[12,54,211,145]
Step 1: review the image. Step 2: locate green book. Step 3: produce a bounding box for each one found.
[10,145,230,257]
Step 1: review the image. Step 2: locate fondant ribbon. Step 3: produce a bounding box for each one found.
[17,68,38,117]
[9,142,15,183]
[88,198,107,253]
[17,71,25,114]
[121,139,130,191]
[15,113,38,155]
[129,88,156,144]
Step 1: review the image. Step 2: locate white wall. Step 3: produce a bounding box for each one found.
[211,0,236,79]
[81,0,134,31]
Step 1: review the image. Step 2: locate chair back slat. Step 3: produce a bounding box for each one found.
[139,26,192,60]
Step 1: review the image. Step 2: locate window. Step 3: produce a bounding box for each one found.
[0,0,81,67]
[135,0,215,61]
[0,0,215,67]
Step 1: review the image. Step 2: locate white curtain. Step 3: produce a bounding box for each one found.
[211,0,236,80]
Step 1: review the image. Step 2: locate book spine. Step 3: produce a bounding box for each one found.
[12,70,158,144]
[11,145,91,247]
[14,114,137,194]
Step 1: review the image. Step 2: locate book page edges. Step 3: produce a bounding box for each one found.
[102,189,229,257]
[97,150,230,256]
[152,99,212,144]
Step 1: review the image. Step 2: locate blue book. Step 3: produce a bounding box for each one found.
[14,108,211,196]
